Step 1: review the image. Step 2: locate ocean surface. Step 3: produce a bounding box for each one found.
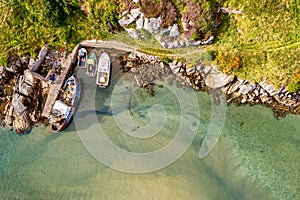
[0,51,299,199]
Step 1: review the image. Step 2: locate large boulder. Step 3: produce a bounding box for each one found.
[13,112,31,132]
[227,79,243,94]
[17,75,34,96]
[0,66,4,75]
[202,35,214,45]
[169,24,180,37]
[12,93,27,116]
[143,18,149,30]
[136,17,144,29]
[130,8,141,19]
[205,71,233,89]
[118,9,141,27]
[24,69,35,86]
[147,17,161,33]
[238,84,253,95]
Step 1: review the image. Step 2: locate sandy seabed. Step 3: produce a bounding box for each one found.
[0,48,299,200]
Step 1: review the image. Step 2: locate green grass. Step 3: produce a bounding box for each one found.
[213,0,300,87]
[109,31,213,65]
[111,0,299,88]
[0,0,298,89]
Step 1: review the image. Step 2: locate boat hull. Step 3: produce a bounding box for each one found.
[86,52,97,77]
[78,48,87,68]
[50,75,80,133]
[96,52,111,88]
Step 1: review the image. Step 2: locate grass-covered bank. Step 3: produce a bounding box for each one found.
[214,0,299,90]
[0,0,299,91]
[0,0,120,65]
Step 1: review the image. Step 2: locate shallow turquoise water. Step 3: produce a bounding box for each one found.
[0,67,299,199]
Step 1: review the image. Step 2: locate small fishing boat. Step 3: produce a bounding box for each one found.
[77,48,87,68]
[86,52,97,77]
[96,52,111,88]
[49,75,80,133]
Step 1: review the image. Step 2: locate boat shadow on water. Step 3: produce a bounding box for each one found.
[76,108,113,118]
[69,48,126,132]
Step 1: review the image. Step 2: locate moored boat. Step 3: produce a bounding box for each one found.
[49,75,80,133]
[86,52,97,77]
[96,52,111,88]
[77,48,87,68]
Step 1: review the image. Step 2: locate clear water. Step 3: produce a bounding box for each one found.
[0,63,299,199]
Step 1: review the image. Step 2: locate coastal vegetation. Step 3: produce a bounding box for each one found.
[0,0,299,91]
[214,0,299,90]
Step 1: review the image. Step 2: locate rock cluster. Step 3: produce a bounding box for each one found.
[122,53,300,117]
[118,8,215,49]
[0,47,66,133]
[2,64,43,133]
[120,53,192,97]
[168,61,300,117]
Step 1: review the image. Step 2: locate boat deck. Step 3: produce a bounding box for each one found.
[41,58,73,118]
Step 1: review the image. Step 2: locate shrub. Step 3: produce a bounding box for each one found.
[291,70,300,83]
[119,0,138,12]
[139,0,164,18]
[215,52,241,74]
[160,56,172,63]
[207,50,217,60]
[181,0,218,40]
[288,71,300,92]
[85,0,119,36]
[161,1,178,28]
[288,82,300,93]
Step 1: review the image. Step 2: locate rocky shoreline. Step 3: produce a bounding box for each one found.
[115,5,300,116]
[118,6,243,49]
[0,47,66,133]
[120,52,300,118]
[0,43,299,133]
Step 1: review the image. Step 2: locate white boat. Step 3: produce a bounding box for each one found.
[86,52,97,77]
[77,48,87,68]
[49,75,80,133]
[96,52,111,88]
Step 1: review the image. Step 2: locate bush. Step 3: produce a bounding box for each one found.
[119,0,138,12]
[85,0,119,37]
[161,2,178,28]
[215,52,241,74]
[181,0,218,40]
[207,50,217,60]
[288,82,300,93]
[0,57,8,67]
[139,0,164,18]
[291,70,300,83]
[288,71,300,92]
[160,56,172,63]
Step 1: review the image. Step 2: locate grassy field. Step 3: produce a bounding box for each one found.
[0,0,298,90]
[109,31,213,65]
[110,0,299,89]
[213,0,300,87]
